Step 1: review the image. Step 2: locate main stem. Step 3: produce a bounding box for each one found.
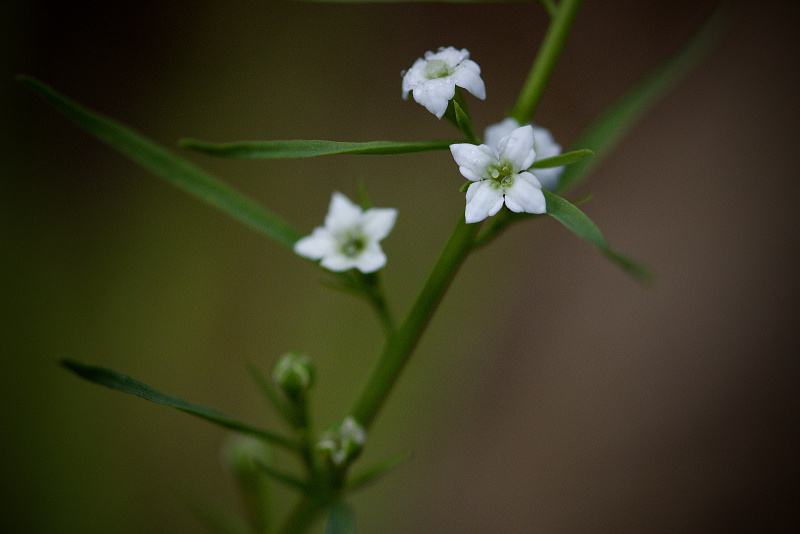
[351,214,479,428]
[511,0,584,124]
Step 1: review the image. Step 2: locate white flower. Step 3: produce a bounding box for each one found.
[402,47,486,119]
[450,124,546,224]
[484,118,564,191]
[293,192,397,273]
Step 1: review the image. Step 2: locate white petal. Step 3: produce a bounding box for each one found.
[451,59,486,100]
[293,228,336,260]
[465,181,504,223]
[325,192,362,232]
[412,78,456,118]
[353,244,387,273]
[497,125,536,171]
[532,125,561,160]
[450,143,496,181]
[401,58,428,99]
[427,46,469,67]
[531,167,563,191]
[483,118,519,149]
[361,208,397,241]
[504,172,546,214]
[320,253,358,272]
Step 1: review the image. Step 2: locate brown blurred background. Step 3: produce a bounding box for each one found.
[2,0,798,532]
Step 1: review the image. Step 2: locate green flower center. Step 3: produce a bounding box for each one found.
[340,233,366,258]
[487,162,515,188]
[424,59,453,80]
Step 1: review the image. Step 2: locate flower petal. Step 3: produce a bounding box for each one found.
[465,181,504,223]
[497,125,536,171]
[483,118,519,150]
[353,243,387,273]
[293,228,336,260]
[401,58,428,99]
[320,253,358,272]
[412,79,456,118]
[451,59,486,100]
[361,208,397,242]
[325,191,362,232]
[450,143,496,181]
[504,172,546,214]
[427,46,469,67]
[530,167,562,192]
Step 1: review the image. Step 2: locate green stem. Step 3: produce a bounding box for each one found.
[510,0,583,124]
[277,495,327,534]
[351,214,480,429]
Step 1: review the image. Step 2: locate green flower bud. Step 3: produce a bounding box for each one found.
[317,416,366,466]
[272,352,315,400]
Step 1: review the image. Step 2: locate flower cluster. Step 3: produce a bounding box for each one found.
[294,47,565,269]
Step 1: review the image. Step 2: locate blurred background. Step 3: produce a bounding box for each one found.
[2,0,798,532]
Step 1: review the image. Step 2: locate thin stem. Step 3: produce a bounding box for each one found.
[510,0,583,124]
[351,214,480,429]
[277,495,327,534]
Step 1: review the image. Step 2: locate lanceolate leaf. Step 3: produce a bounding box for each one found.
[179,138,457,159]
[530,148,593,169]
[556,7,727,193]
[453,101,478,145]
[17,75,301,249]
[543,190,654,282]
[345,450,412,494]
[61,359,301,451]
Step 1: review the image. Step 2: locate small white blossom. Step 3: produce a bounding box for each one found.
[317,416,366,466]
[484,118,564,191]
[293,192,397,273]
[402,47,486,119]
[450,124,546,224]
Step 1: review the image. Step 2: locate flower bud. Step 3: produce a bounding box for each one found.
[272,352,315,400]
[317,416,366,466]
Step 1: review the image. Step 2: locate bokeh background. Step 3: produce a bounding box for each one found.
[2,0,798,532]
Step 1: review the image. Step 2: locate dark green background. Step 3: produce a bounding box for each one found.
[2,1,798,532]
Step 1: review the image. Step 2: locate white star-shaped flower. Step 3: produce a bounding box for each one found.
[402,47,486,119]
[293,192,397,273]
[484,118,564,191]
[450,124,546,224]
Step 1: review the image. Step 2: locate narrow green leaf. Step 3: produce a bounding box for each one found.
[529,148,593,169]
[17,75,301,249]
[60,359,301,451]
[459,181,471,193]
[253,460,311,492]
[324,502,355,534]
[179,138,457,159]
[453,101,478,145]
[556,6,728,193]
[345,450,412,494]
[247,361,302,429]
[543,190,654,282]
